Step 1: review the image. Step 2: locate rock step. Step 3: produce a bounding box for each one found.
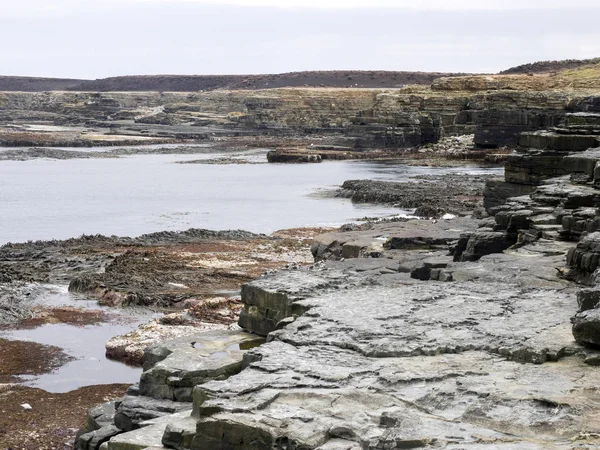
[530,224,563,240]
[162,414,198,450]
[519,130,599,152]
[114,390,191,432]
[564,112,600,128]
[563,149,600,180]
[529,213,559,225]
[105,410,192,450]
[551,126,600,135]
[140,329,264,402]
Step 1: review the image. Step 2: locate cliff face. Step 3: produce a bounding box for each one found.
[0,64,598,149]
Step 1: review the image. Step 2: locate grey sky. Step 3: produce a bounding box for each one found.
[2,0,599,79]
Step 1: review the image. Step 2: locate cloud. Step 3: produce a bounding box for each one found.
[132,0,600,10]
[1,0,599,78]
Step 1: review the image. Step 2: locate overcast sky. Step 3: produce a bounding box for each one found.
[2,0,599,79]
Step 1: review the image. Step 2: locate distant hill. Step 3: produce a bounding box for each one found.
[0,76,87,91]
[0,71,473,92]
[5,59,599,92]
[69,71,475,91]
[500,58,600,74]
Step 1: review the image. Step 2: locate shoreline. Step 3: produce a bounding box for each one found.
[0,225,330,448]
[0,163,494,448]
[0,63,598,448]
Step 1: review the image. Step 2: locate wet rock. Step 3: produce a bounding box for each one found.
[336,173,493,217]
[453,231,516,262]
[105,317,232,366]
[267,149,322,163]
[482,178,536,211]
[0,282,46,324]
[139,329,264,402]
[572,309,600,346]
[577,287,600,312]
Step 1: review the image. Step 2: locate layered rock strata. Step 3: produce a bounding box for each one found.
[75,329,263,450]
[95,216,599,449]
[87,110,600,450]
[1,69,598,151]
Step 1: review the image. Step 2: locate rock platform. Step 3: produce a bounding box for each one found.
[75,112,600,450]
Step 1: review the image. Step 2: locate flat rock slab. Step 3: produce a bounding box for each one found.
[311,217,478,260]
[106,410,192,450]
[183,235,600,449]
[139,329,265,402]
[195,344,600,449]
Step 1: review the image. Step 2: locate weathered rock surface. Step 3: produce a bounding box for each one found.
[184,234,598,449]
[311,217,477,261]
[336,173,494,217]
[139,329,264,402]
[75,329,267,449]
[162,121,600,448]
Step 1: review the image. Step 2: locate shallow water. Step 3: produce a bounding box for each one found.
[0,149,503,392]
[0,152,502,245]
[0,286,155,392]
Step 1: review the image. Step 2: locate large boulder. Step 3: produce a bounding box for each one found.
[453,231,516,262]
[483,178,536,211]
[573,309,600,346]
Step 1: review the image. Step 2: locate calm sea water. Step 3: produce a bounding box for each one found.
[0,151,502,391]
[0,151,502,245]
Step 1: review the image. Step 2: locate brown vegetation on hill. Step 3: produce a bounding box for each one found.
[0,70,473,93]
[500,57,600,74]
[0,76,86,92]
[70,71,475,91]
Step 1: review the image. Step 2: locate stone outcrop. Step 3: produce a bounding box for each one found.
[336,173,493,218]
[482,178,536,210]
[82,104,600,450]
[74,330,266,450]
[1,66,599,151]
[68,65,600,450]
[96,190,600,450]
[181,232,597,449]
[139,330,264,402]
[504,112,600,186]
[310,217,477,262]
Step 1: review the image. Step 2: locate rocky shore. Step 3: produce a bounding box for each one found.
[0,226,328,448]
[1,59,599,450]
[65,109,600,450]
[0,61,598,157]
[336,172,492,218]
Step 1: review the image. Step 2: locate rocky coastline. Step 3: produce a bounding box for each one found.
[0,61,600,449]
[0,61,598,157]
[66,108,600,450]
